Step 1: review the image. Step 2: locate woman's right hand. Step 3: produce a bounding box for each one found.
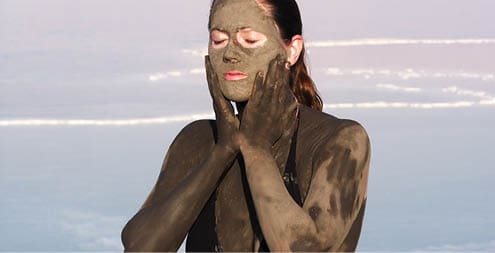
[205,56,240,155]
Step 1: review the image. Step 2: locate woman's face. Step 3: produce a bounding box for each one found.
[208,0,288,102]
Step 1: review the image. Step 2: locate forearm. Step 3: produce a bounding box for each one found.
[241,145,319,252]
[122,146,237,252]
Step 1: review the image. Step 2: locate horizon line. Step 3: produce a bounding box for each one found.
[2,100,494,127]
[305,38,495,48]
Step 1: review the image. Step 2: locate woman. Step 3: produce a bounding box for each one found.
[121,0,371,252]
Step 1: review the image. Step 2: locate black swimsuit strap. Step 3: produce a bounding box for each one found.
[283,112,303,206]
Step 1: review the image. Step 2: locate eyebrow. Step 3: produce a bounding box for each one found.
[210,27,228,33]
[211,26,256,33]
[237,27,252,31]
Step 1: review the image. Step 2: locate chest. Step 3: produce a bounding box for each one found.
[187,146,314,252]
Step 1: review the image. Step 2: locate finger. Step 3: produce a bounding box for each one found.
[286,95,298,113]
[280,80,295,103]
[264,54,281,87]
[249,71,264,106]
[283,98,298,131]
[205,55,214,86]
[264,54,280,85]
[281,60,291,84]
[205,56,236,119]
[274,57,290,102]
[214,95,237,124]
[205,56,218,100]
[223,97,236,115]
[261,55,281,103]
[213,85,235,120]
[205,57,227,105]
[280,91,297,116]
[278,86,297,120]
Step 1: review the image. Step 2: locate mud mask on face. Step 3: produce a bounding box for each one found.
[208,0,288,102]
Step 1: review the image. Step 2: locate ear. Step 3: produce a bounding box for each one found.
[285,35,304,66]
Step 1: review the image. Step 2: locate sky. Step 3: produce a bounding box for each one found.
[1,0,494,251]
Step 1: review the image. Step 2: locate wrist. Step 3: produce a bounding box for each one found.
[213,143,238,158]
[239,140,277,174]
[239,138,271,155]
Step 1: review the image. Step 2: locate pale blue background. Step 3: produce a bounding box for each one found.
[1,0,494,251]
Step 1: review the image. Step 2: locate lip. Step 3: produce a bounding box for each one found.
[224,71,248,81]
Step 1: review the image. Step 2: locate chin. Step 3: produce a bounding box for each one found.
[221,89,251,103]
[225,95,250,103]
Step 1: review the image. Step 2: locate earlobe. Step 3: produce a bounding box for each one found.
[286,35,304,66]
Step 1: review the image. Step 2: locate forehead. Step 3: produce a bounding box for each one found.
[210,0,276,33]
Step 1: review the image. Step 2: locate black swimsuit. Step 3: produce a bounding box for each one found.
[186,116,302,252]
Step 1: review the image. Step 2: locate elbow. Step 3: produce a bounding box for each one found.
[285,226,335,252]
[120,217,149,252]
[287,225,342,252]
[121,220,135,252]
[120,208,155,251]
[288,236,335,252]
[120,217,180,252]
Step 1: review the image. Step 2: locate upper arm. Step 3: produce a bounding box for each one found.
[301,119,371,250]
[139,120,215,211]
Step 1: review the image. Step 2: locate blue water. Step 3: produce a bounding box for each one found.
[1,107,494,251]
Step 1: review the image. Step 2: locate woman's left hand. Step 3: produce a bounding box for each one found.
[238,54,298,152]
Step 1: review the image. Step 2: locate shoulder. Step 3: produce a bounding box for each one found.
[332,119,371,153]
[299,105,371,163]
[175,119,215,140]
[299,105,370,144]
[168,119,217,155]
[158,119,217,175]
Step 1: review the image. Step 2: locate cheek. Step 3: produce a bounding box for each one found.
[247,42,287,72]
[208,49,226,72]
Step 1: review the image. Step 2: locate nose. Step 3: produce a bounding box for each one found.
[223,41,241,64]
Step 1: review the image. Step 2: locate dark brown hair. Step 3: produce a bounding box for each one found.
[209,0,323,111]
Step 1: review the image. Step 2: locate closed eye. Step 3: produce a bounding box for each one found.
[245,39,258,44]
[212,39,227,46]
[237,29,267,48]
[210,30,229,49]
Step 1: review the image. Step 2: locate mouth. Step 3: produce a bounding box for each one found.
[224,71,248,81]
